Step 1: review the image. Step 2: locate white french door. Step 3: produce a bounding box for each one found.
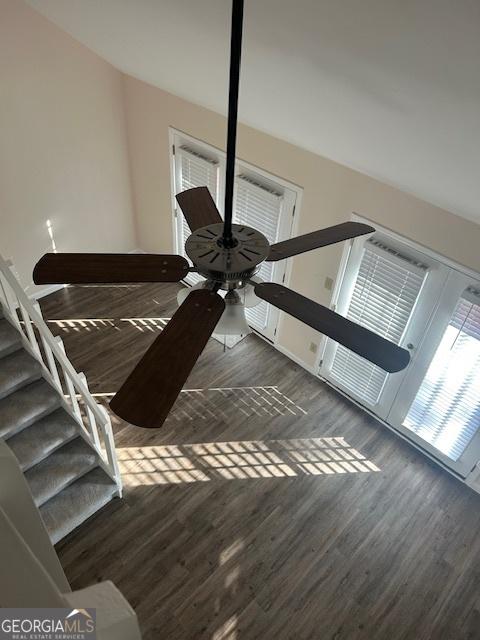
[171,131,298,341]
[321,234,449,420]
[387,271,480,476]
[321,230,480,476]
[234,174,295,341]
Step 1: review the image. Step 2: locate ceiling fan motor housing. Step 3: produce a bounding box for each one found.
[186,222,269,285]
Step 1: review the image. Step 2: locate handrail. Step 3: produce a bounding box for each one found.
[0,255,121,494]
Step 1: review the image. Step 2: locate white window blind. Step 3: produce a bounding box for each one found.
[403,288,480,461]
[177,146,219,285]
[329,239,427,405]
[234,175,283,332]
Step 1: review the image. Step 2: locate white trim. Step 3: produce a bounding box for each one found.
[169,127,304,193]
[250,326,316,374]
[351,212,480,281]
[466,463,480,493]
[273,342,317,375]
[270,189,302,347]
[313,238,353,373]
[168,127,180,254]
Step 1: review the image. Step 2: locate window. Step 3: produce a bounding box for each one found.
[171,130,299,341]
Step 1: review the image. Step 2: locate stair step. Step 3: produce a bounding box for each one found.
[25,437,99,507]
[0,349,42,400]
[0,318,22,358]
[40,467,118,545]
[8,407,79,471]
[0,379,61,440]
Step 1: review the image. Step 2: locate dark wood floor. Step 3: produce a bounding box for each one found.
[40,283,480,640]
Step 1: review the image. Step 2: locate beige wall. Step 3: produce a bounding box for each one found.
[123,74,480,368]
[0,0,137,296]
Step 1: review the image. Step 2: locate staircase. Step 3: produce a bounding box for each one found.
[0,256,121,544]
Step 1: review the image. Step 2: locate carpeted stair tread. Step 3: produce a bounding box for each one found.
[0,349,42,400]
[40,467,117,545]
[8,407,79,471]
[0,318,22,358]
[0,379,61,440]
[25,437,99,507]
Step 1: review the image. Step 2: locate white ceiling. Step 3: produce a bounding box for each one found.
[26,0,480,223]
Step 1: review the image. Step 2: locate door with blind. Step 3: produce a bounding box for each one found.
[320,233,449,420]
[171,132,298,341]
[387,270,480,476]
[321,230,480,475]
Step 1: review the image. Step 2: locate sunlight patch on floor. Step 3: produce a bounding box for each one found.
[84,386,307,419]
[212,615,237,640]
[47,317,171,333]
[117,437,380,486]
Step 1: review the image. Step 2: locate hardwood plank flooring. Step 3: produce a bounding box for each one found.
[39,283,480,640]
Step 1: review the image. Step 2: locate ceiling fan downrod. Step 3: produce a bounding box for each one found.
[222,0,244,248]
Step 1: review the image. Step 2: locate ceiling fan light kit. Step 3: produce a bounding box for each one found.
[33,0,410,428]
[213,290,251,336]
[177,283,251,336]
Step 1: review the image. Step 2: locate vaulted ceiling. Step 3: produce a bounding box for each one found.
[26,0,480,223]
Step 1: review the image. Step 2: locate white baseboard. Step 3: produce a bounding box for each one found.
[271,342,317,376]
[466,463,480,494]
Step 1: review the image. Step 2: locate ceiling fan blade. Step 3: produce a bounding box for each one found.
[33,253,189,284]
[176,187,223,232]
[254,282,410,373]
[110,289,225,428]
[267,222,375,262]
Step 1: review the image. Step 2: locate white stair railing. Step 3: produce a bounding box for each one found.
[0,255,122,496]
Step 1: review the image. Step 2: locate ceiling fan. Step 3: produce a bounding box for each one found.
[33,0,410,428]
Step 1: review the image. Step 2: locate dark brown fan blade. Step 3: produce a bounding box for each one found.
[33,253,189,284]
[110,289,225,428]
[255,282,410,373]
[175,187,223,232]
[267,222,375,261]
